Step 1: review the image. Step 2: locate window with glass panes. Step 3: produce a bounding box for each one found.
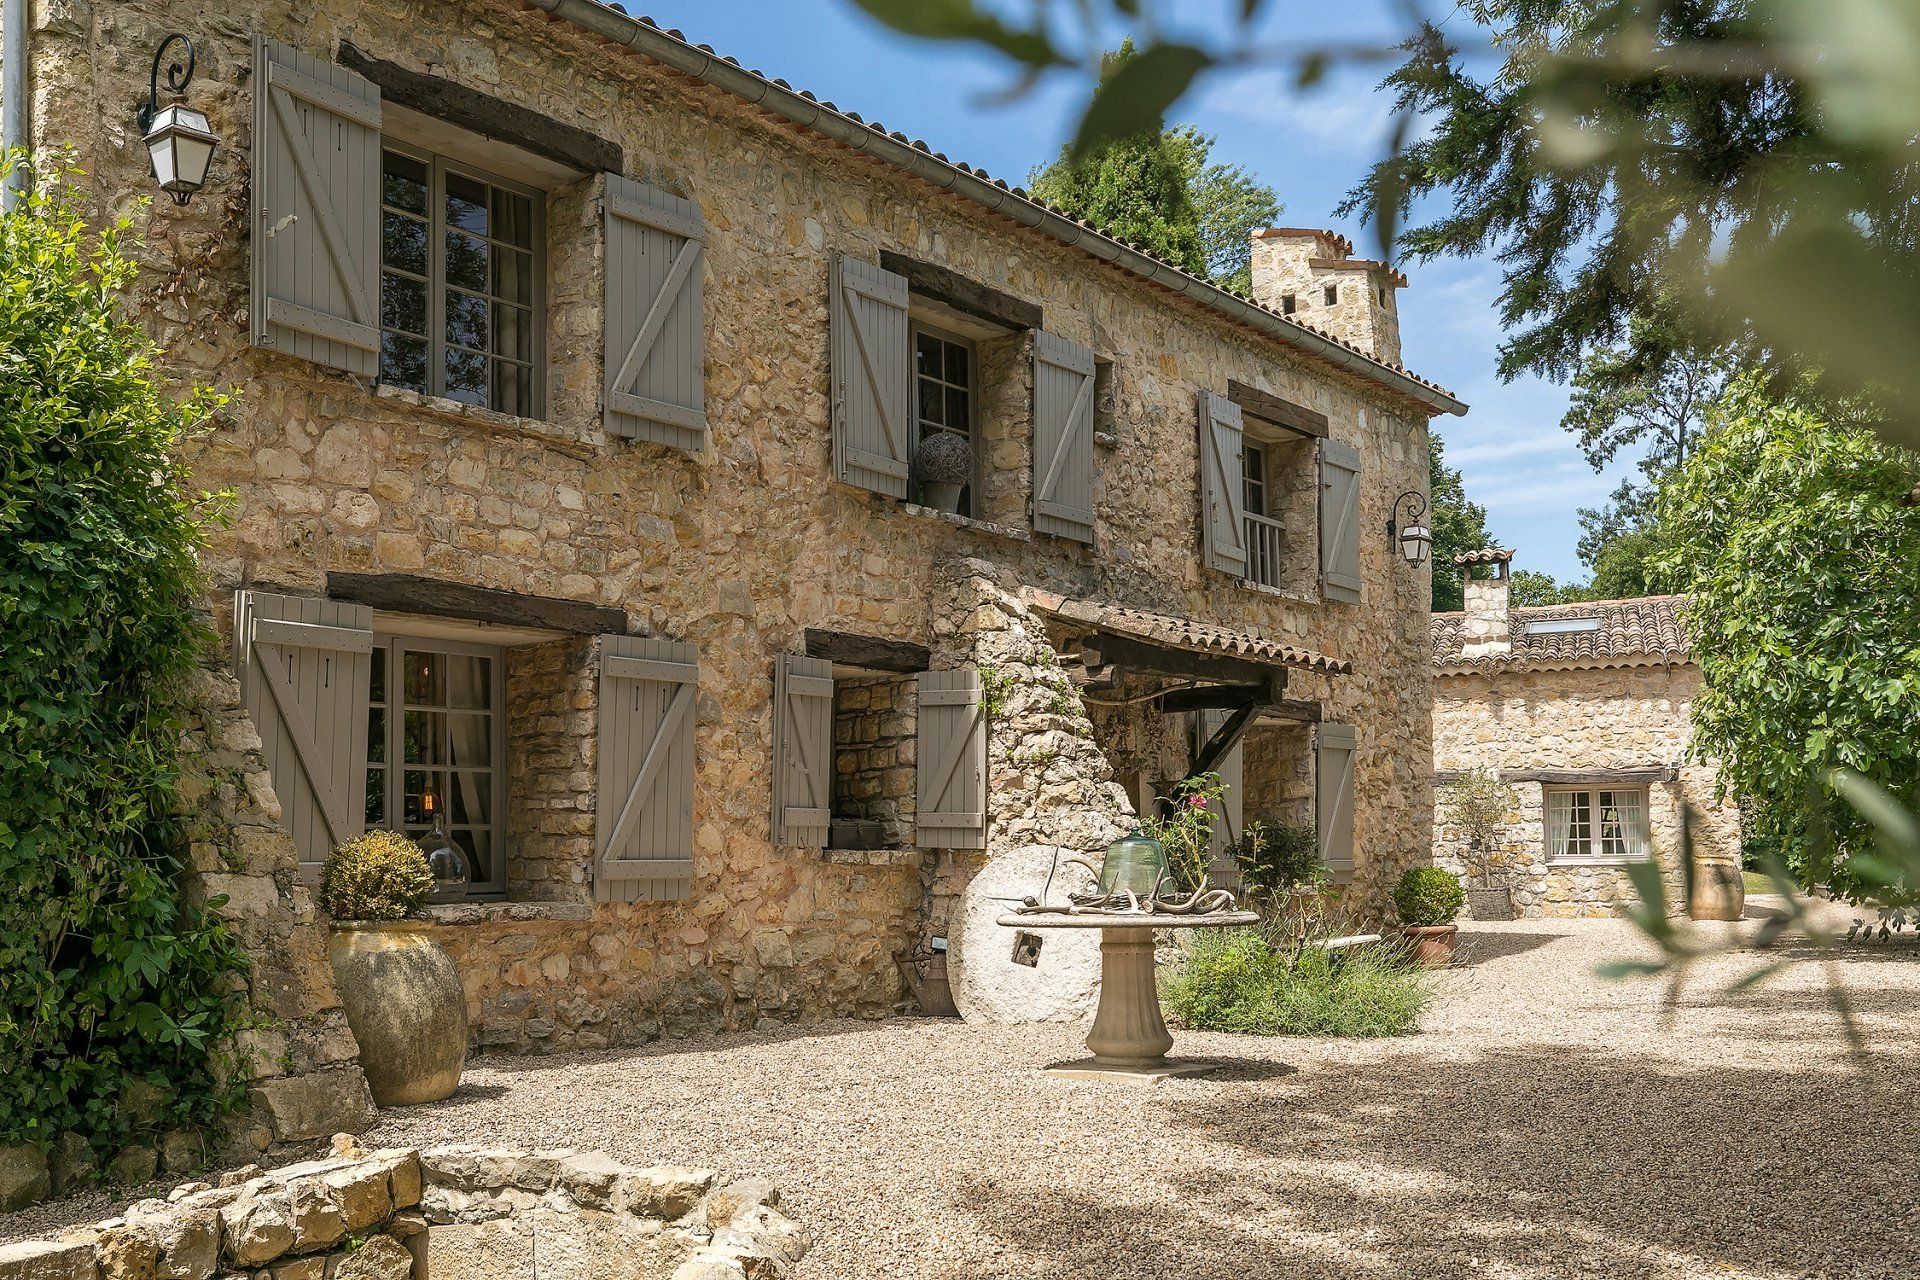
[364,637,507,893]
[379,148,542,417]
[1243,441,1269,516]
[912,325,976,507]
[1544,785,1650,862]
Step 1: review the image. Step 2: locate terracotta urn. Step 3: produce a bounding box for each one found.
[1402,923,1459,969]
[327,920,468,1106]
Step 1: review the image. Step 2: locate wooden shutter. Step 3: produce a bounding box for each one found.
[250,37,382,374]
[1317,723,1358,883]
[1198,391,1248,576]
[1196,709,1244,888]
[916,669,987,850]
[233,591,373,878]
[1031,331,1096,543]
[1320,439,1363,604]
[771,654,833,848]
[830,254,911,498]
[604,175,708,449]
[595,636,698,903]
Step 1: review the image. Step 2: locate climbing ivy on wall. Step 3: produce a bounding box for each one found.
[0,164,247,1157]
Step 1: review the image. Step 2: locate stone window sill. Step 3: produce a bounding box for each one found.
[421,901,595,926]
[821,847,925,867]
[900,502,1034,543]
[371,384,602,455]
[1541,858,1651,870]
[1237,578,1318,605]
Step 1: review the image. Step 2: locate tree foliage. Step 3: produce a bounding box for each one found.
[1509,569,1597,606]
[0,166,246,1153]
[1427,434,1494,611]
[1658,383,1920,902]
[1164,127,1282,293]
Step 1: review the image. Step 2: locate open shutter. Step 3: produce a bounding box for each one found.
[250,37,382,374]
[830,254,911,498]
[1199,391,1248,576]
[595,637,698,903]
[1196,709,1244,888]
[916,669,987,850]
[604,175,708,449]
[771,654,834,847]
[1317,723,1358,884]
[234,591,373,878]
[1320,439,1363,604]
[1031,331,1096,543]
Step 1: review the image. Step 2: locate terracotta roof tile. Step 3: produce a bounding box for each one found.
[1431,596,1690,673]
[1025,591,1353,676]
[1453,547,1515,566]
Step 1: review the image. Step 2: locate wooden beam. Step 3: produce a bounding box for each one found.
[1081,632,1284,686]
[879,251,1043,332]
[1154,677,1286,714]
[1498,766,1680,785]
[326,573,628,635]
[1259,698,1324,724]
[1193,701,1259,775]
[1228,379,1329,439]
[804,628,931,673]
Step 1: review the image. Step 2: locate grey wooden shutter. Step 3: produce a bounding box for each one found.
[916,669,987,850]
[771,654,834,847]
[250,37,382,374]
[1198,391,1248,576]
[1320,439,1363,604]
[233,590,373,878]
[595,636,698,903]
[1031,331,1096,543]
[1196,709,1244,888]
[830,254,911,498]
[1317,723,1358,883]
[604,175,708,449]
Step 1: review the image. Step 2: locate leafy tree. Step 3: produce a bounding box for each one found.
[0,164,246,1155]
[1509,569,1597,607]
[1427,433,1494,612]
[1658,382,1920,903]
[1165,127,1282,292]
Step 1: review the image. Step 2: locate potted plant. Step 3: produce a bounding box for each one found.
[323,831,469,1106]
[1394,866,1465,968]
[913,432,973,513]
[1448,769,1519,920]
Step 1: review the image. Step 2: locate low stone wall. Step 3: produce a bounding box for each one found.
[0,1141,804,1280]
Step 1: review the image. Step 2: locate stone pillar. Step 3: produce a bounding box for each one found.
[1248,228,1404,365]
[1458,553,1513,658]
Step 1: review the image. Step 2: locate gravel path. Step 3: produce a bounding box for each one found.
[10,910,1919,1278]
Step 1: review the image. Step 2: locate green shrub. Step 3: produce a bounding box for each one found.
[1233,817,1321,894]
[1394,866,1465,926]
[321,831,435,921]
[1162,929,1429,1037]
[0,162,247,1155]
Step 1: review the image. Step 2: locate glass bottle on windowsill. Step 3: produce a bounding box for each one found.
[420,792,470,904]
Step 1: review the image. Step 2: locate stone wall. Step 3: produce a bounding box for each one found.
[504,635,597,901]
[1248,231,1401,365]
[831,674,917,849]
[0,1140,804,1280]
[1432,663,1741,918]
[1241,723,1316,831]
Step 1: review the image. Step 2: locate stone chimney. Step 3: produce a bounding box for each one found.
[1249,227,1407,366]
[1456,548,1514,657]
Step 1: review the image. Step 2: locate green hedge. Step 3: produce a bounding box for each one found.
[0,167,246,1157]
[1162,930,1429,1037]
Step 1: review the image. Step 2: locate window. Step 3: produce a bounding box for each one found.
[1545,786,1651,863]
[1242,441,1268,517]
[1377,284,1389,308]
[912,324,976,510]
[1323,284,1339,307]
[1280,293,1297,315]
[1526,616,1604,636]
[364,636,507,894]
[379,147,543,417]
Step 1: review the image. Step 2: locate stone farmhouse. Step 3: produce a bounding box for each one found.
[1431,550,1743,920]
[23,0,1464,1151]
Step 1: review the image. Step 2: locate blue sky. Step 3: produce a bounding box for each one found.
[649,1,1631,582]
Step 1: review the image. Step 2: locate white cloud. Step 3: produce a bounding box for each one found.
[1197,67,1397,148]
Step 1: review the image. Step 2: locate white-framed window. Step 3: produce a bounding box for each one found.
[912,322,977,512]
[364,635,508,894]
[379,146,545,418]
[1545,785,1651,863]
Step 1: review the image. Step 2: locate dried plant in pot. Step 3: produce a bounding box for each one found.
[913,431,974,513]
[1447,769,1520,920]
[1394,866,1465,968]
[322,830,468,1106]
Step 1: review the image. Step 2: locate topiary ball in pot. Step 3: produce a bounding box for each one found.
[1394,866,1465,969]
[322,831,468,1106]
[913,432,974,512]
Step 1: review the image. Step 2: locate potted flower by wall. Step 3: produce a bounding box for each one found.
[323,831,469,1106]
[1394,866,1466,968]
[1448,769,1520,921]
[913,432,973,514]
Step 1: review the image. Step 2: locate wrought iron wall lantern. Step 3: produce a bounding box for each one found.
[1388,490,1433,566]
[137,34,219,206]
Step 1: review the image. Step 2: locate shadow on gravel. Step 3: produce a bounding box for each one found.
[1451,930,1561,965]
[959,1046,1920,1280]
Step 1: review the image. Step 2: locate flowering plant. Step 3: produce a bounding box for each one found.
[1143,772,1228,894]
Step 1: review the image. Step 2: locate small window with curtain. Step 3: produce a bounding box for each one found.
[1545,785,1651,863]
[379,146,544,418]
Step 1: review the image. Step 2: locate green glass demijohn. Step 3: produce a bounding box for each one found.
[1099,828,1167,898]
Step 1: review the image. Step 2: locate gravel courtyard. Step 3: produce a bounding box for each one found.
[9,912,1918,1277]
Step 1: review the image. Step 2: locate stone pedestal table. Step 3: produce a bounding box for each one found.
[996,910,1258,1081]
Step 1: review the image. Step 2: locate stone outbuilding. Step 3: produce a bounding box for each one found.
[12,0,1466,1154]
[1431,550,1743,920]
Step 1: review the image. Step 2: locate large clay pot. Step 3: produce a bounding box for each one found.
[1402,923,1459,969]
[328,921,468,1106]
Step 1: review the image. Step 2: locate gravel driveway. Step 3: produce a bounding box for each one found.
[10,911,1919,1278]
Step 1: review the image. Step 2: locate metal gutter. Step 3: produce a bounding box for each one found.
[3,0,26,212]
[527,0,1467,417]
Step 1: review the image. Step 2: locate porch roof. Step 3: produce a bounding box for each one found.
[1023,590,1353,677]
